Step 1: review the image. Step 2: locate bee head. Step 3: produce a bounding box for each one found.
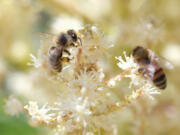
[67,29,77,42]
[132,46,150,64]
[132,46,148,59]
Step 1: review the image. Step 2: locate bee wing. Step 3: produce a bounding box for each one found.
[149,50,174,70]
[157,56,174,70]
[37,33,58,56]
[148,49,174,70]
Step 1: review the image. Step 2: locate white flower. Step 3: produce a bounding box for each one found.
[139,83,160,100]
[116,51,137,70]
[27,54,41,68]
[108,51,139,87]
[24,101,55,125]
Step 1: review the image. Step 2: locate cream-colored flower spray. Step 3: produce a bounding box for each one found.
[25,25,160,135]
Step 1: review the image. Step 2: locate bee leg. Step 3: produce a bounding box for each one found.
[70,43,76,47]
[64,49,71,55]
[61,57,71,63]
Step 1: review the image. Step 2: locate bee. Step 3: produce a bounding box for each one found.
[132,46,171,89]
[46,29,82,72]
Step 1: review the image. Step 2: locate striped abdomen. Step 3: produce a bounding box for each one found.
[49,55,62,72]
[153,68,167,89]
[48,46,63,72]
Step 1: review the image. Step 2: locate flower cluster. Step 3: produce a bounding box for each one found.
[25,25,161,135]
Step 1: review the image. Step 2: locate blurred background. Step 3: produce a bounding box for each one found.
[0,0,180,135]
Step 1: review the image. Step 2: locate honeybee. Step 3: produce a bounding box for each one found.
[132,46,172,89]
[41,29,82,72]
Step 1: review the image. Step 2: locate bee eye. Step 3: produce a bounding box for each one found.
[67,30,77,41]
[71,33,77,41]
